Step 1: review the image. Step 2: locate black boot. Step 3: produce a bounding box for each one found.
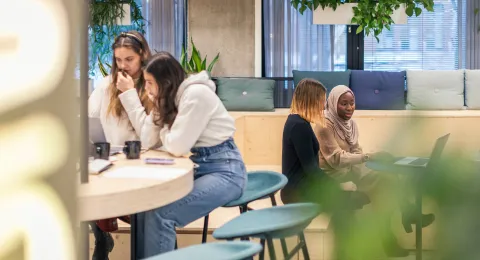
[382,231,409,257]
[90,222,114,260]
[401,208,435,233]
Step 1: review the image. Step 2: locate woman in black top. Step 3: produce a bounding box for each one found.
[281,78,365,210]
[281,79,408,258]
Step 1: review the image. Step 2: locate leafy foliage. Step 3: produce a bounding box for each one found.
[89,0,145,77]
[180,38,220,75]
[290,0,434,42]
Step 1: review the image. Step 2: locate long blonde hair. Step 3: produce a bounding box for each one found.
[290,78,327,126]
[107,31,152,118]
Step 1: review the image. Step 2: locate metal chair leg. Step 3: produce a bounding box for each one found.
[266,237,277,260]
[259,239,266,260]
[201,214,209,243]
[270,194,277,206]
[239,205,250,241]
[270,194,288,257]
[281,239,289,257]
[299,232,310,260]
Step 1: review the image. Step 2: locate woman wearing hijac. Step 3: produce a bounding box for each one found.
[315,85,435,257]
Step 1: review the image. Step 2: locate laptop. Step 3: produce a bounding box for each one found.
[88,117,122,155]
[393,133,450,168]
[89,117,106,143]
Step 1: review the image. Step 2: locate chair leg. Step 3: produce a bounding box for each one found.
[281,239,289,258]
[266,237,276,260]
[239,204,248,213]
[270,194,289,256]
[299,232,310,260]
[201,214,209,243]
[270,194,277,206]
[174,239,178,249]
[259,239,266,260]
[238,205,250,241]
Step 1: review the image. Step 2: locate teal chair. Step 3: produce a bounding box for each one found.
[213,203,321,260]
[145,241,263,260]
[201,171,288,243]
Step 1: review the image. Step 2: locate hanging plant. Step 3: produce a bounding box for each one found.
[89,0,146,77]
[290,0,434,41]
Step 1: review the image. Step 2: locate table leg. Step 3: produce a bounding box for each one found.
[131,214,137,260]
[415,179,423,260]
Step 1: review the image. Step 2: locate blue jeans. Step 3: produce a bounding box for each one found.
[135,138,247,258]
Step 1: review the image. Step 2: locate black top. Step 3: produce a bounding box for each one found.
[281,114,326,190]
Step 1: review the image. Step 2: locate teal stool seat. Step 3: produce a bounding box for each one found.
[201,171,288,244]
[224,171,288,207]
[145,241,263,260]
[213,203,321,260]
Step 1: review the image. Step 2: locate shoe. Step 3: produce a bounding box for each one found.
[382,233,409,257]
[402,212,435,233]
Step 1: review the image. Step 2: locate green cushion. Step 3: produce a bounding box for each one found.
[292,70,351,94]
[216,78,275,111]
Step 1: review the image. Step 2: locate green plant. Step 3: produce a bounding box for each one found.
[180,38,220,75]
[290,0,434,41]
[89,0,146,77]
[98,56,111,77]
[475,8,480,33]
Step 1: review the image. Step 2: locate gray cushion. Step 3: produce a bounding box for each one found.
[406,70,465,110]
[465,70,480,109]
[216,78,275,111]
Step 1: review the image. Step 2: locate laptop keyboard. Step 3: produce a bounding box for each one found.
[409,158,430,166]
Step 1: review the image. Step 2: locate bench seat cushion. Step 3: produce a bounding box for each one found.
[350,70,406,110]
[465,70,480,109]
[406,70,465,110]
[216,78,275,111]
[292,70,351,94]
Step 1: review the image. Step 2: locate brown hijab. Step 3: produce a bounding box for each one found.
[325,85,359,145]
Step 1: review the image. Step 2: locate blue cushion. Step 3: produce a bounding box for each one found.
[350,70,406,110]
[292,70,351,94]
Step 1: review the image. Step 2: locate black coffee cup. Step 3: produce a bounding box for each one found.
[123,140,141,159]
[94,142,110,160]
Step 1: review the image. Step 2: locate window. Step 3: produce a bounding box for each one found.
[364,0,466,71]
[263,0,347,77]
[141,0,185,59]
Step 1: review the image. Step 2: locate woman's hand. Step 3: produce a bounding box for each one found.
[116,72,135,92]
[340,181,357,191]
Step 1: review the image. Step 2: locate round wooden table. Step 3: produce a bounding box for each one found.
[77,150,194,222]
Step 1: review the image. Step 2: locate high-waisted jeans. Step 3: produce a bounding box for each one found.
[135,138,247,258]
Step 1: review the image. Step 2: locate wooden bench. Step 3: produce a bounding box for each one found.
[231,109,480,166]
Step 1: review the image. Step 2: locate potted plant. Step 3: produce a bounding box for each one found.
[180,37,220,77]
[89,0,146,77]
[290,0,434,41]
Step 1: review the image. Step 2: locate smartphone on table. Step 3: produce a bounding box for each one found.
[144,157,175,165]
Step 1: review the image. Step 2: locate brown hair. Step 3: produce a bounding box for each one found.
[107,31,153,118]
[290,78,327,126]
[144,52,186,129]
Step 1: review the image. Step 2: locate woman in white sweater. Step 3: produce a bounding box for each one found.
[136,52,247,258]
[88,31,152,145]
[87,30,152,260]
